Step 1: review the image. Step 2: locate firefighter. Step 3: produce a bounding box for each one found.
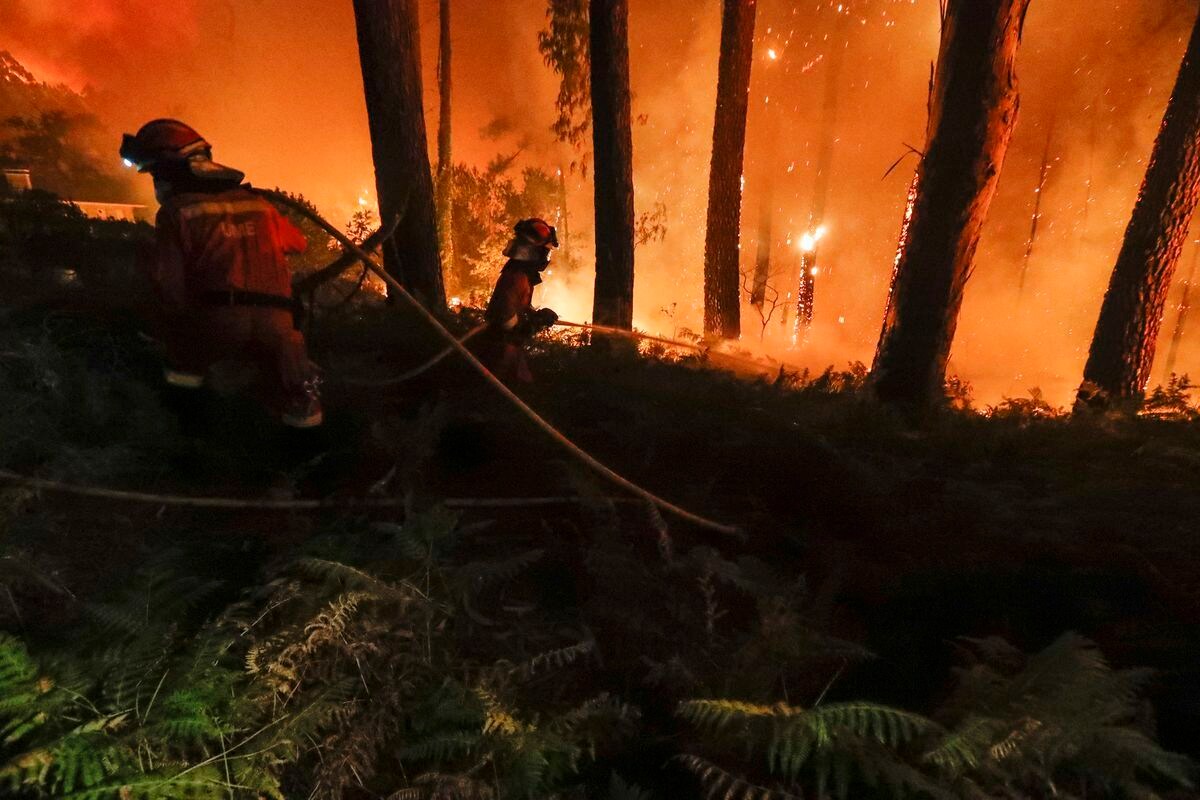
[476,218,560,383]
[120,119,323,428]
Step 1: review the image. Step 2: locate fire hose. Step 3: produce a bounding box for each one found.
[337,318,800,388]
[260,190,741,537]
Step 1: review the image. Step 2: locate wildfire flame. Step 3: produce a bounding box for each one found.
[799,225,828,253]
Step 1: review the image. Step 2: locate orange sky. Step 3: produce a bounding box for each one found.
[4,0,1199,405]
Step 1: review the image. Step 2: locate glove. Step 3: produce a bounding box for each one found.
[532,307,559,331]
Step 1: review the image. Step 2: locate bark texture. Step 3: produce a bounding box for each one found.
[589,0,636,329]
[703,0,757,339]
[352,0,446,308]
[1080,8,1200,404]
[436,0,455,292]
[871,0,1029,408]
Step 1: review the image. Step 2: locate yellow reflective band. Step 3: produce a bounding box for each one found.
[164,368,204,388]
[177,200,266,220]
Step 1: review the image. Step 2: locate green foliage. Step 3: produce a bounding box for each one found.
[447,161,567,293]
[678,635,1194,799]
[925,633,1195,798]
[538,0,592,152]
[1142,373,1197,419]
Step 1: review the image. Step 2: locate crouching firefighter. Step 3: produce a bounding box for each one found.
[121,119,323,428]
[475,219,560,383]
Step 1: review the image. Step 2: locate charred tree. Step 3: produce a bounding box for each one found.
[436,0,455,292]
[794,6,851,342]
[750,172,773,308]
[1079,8,1200,406]
[871,0,1030,409]
[590,0,636,329]
[1018,122,1054,301]
[352,0,446,308]
[703,0,758,339]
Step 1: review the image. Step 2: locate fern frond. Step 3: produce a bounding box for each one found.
[508,639,595,681]
[675,754,800,800]
[412,771,496,800]
[457,549,544,591]
[292,559,427,607]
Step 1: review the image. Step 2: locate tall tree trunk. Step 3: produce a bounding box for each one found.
[750,171,773,308]
[557,167,572,266]
[1018,122,1053,301]
[1079,7,1200,405]
[436,0,455,294]
[1162,240,1200,382]
[590,0,636,329]
[703,0,757,339]
[871,0,1030,408]
[352,0,446,309]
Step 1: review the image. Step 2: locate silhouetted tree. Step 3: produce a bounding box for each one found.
[1079,7,1200,406]
[590,0,636,329]
[703,0,757,339]
[437,0,455,293]
[351,0,446,308]
[872,0,1030,409]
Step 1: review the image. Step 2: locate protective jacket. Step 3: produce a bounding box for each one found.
[476,261,545,383]
[151,184,321,427]
[154,186,307,309]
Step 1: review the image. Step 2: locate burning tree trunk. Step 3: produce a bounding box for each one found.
[590,0,636,329]
[436,0,455,293]
[351,0,446,309]
[703,0,757,339]
[871,0,1030,409]
[1079,8,1200,406]
[794,7,850,342]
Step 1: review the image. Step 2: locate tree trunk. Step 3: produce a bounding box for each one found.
[352,0,446,309]
[750,172,773,308]
[1162,241,1200,382]
[871,0,1030,408]
[590,0,636,329]
[703,0,757,339]
[436,0,455,295]
[1079,7,1200,405]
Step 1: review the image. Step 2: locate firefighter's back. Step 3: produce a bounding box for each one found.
[163,187,302,299]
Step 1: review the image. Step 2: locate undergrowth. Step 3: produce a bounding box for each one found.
[0,284,1196,797]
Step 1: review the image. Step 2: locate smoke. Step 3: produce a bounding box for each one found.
[3,0,1199,404]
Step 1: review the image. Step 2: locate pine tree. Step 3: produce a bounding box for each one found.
[1079,6,1200,406]
[590,0,636,329]
[871,0,1030,409]
[436,0,456,294]
[703,0,758,339]
[351,0,446,309]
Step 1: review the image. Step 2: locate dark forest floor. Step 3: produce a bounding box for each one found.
[2,274,1199,799]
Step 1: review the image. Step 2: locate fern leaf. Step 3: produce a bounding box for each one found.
[675,754,800,800]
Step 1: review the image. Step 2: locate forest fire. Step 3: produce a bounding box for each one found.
[2,0,1196,405]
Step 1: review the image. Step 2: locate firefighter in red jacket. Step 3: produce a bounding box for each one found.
[120,119,323,428]
[476,218,560,383]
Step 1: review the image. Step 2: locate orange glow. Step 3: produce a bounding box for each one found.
[2,0,1196,405]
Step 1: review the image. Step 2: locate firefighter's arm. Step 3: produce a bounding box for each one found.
[486,272,528,332]
[276,212,309,255]
[153,209,189,311]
